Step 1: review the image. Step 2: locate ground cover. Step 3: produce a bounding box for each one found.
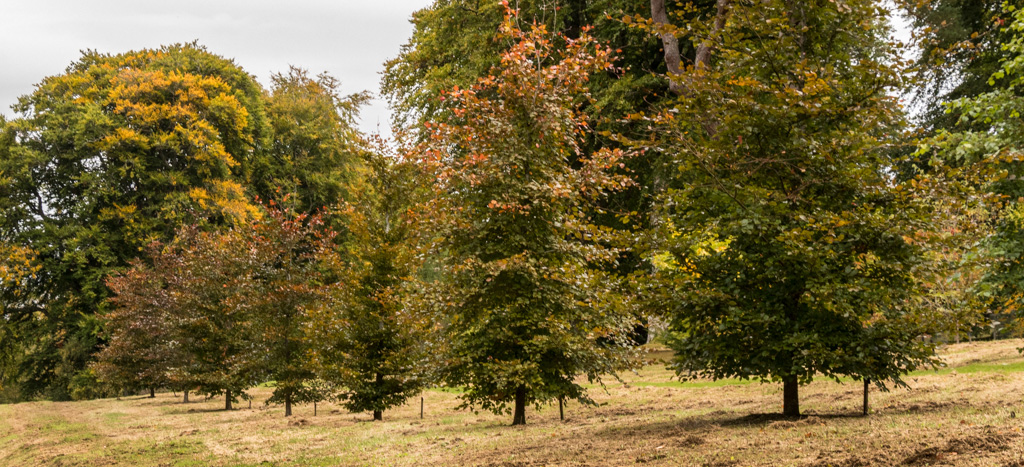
[2,340,1023,466]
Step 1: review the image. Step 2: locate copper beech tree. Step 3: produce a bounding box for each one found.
[413,14,640,426]
[98,203,333,414]
[238,203,335,417]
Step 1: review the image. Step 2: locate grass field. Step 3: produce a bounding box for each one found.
[3,340,1024,466]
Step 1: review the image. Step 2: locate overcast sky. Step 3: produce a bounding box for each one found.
[0,0,433,136]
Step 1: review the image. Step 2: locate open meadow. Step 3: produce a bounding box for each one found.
[2,340,1024,467]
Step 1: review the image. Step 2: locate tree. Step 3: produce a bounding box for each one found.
[413,16,639,426]
[921,3,1024,336]
[95,258,177,398]
[241,203,334,417]
[901,0,1008,132]
[160,224,260,410]
[264,67,368,216]
[382,0,703,129]
[307,146,428,421]
[382,0,702,347]
[101,203,337,413]
[0,43,269,399]
[647,0,938,416]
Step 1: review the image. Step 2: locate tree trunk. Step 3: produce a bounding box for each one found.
[373,372,384,421]
[782,377,800,417]
[862,379,869,416]
[183,390,189,403]
[649,0,683,94]
[149,387,155,398]
[285,394,292,417]
[512,386,527,426]
[559,397,564,421]
[225,389,232,411]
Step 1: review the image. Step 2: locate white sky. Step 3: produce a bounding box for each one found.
[0,0,434,137]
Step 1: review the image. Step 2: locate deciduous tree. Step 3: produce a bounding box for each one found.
[95,257,177,398]
[413,16,639,426]
[241,203,334,417]
[921,4,1024,337]
[647,0,938,416]
[264,67,367,216]
[307,146,428,421]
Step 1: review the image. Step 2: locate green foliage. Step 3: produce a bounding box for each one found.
[412,17,640,425]
[307,146,428,420]
[100,203,337,412]
[264,67,368,215]
[0,240,40,402]
[156,224,258,404]
[924,4,1024,326]
[648,0,938,413]
[381,0,697,345]
[0,43,368,401]
[902,0,1008,132]
[68,368,110,401]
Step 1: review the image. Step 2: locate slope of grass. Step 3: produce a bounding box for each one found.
[2,339,1024,466]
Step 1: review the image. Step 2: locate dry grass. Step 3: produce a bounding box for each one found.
[3,339,1024,466]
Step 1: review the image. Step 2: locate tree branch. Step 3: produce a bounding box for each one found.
[694,0,731,70]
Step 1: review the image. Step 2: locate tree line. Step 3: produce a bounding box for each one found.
[1,0,1022,425]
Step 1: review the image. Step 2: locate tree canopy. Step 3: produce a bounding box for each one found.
[411,16,640,425]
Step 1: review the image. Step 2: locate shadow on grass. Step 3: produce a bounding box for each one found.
[160,406,233,415]
[112,395,154,402]
[719,411,863,426]
[587,408,869,440]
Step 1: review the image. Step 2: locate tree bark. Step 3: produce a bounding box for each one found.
[225,389,232,411]
[559,397,564,421]
[783,377,800,417]
[649,0,683,94]
[651,0,731,94]
[694,0,731,70]
[285,394,292,417]
[373,410,383,421]
[512,386,527,425]
[183,389,189,403]
[862,379,870,416]
[149,387,155,398]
